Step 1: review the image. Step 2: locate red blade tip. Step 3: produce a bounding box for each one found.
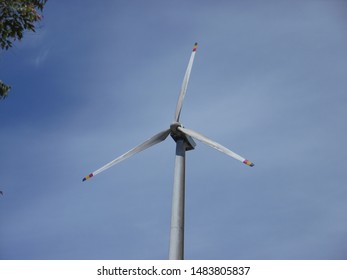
[243,160,254,167]
[82,173,94,182]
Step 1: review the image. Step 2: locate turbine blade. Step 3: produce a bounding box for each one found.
[174,42,198,122]
[82,128,171,181]
[177,126,254,167]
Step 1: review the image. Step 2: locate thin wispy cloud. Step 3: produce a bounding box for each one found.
[33,49,49,67]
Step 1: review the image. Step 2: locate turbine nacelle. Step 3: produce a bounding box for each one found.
[170,122,196,151]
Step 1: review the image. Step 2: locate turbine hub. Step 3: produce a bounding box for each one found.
[170,122,182,135]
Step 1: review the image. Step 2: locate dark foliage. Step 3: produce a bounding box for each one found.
[0,0,47,99]
[0,0,47,50]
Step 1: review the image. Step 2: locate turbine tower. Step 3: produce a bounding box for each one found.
[82,43,254,260]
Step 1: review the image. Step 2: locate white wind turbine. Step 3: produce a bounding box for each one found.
[83,43,254,260]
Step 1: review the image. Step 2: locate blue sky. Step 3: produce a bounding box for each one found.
[1,0,347,260]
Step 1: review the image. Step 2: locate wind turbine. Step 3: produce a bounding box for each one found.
[82,43,254,260]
